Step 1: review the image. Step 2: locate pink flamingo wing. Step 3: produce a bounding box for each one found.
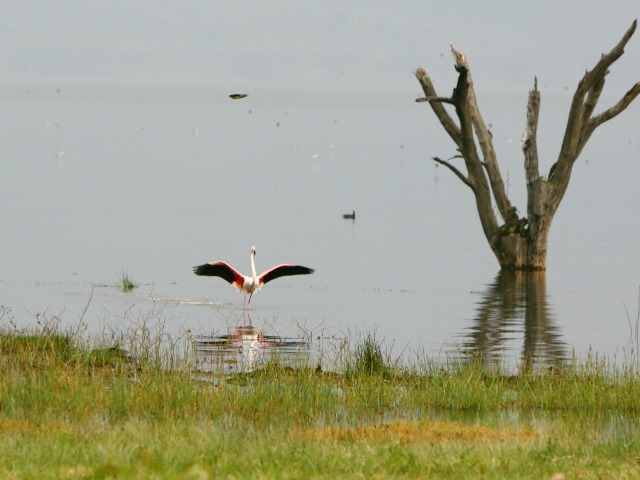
[258,264,315,285]
[193,261,245,288]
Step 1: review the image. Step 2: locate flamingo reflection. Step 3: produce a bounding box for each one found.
[194,313,310,374]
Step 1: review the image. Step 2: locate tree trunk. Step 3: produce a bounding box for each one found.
[415,21,640,270]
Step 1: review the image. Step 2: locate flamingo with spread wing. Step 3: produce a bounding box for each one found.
[193,246,314,306]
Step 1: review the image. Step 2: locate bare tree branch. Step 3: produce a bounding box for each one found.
[523,78,547,237]
[433,156,473,189]
[449,44,518,225]
[448,60,501,241]
[523,81,541,187]
[414,68,461,144]
[590,81,640,127]
[557,19,638,178]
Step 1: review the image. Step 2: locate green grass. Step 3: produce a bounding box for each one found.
[1,324,640,478]
[3,417,639,479]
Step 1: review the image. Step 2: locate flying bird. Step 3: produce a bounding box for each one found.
[193,246,314,306]
[229,93,248,99]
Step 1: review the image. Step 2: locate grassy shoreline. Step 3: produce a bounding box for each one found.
[1,326,640,478]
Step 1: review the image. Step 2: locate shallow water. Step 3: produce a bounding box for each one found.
[194,323,311,374]
[1,84,639,371]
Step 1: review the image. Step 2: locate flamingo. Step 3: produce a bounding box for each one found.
[193,246,314,306]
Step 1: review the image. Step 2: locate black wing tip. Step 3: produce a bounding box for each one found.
[193,263,215,276]
[290,265,314,275]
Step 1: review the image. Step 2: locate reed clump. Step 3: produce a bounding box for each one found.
[117,268,137,292]
[345,332,394,379]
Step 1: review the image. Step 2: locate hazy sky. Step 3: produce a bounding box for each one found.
[1,1,639,96]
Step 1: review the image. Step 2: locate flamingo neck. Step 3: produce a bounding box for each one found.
[250,250,257,279]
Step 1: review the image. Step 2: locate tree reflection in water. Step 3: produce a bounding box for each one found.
[458,270,567,372]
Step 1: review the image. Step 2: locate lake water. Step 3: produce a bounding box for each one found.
[1,83,639,372]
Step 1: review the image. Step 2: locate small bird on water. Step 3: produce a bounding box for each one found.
[342,210,356,220]
[229,93,248,99]
[193,246,314,306]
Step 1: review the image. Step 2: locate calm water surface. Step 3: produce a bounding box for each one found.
[1,84,639,371]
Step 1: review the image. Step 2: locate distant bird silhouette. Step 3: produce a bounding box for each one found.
[193,246,314,306]
[229,94,248,99]
[342,210,356,220]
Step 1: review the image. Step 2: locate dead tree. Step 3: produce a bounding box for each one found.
[415,20,640,270]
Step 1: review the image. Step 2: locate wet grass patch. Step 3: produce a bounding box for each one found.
[293,419,539,443]
[1,319,640,477]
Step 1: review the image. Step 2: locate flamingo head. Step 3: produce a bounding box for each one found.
[251,245,256,256]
